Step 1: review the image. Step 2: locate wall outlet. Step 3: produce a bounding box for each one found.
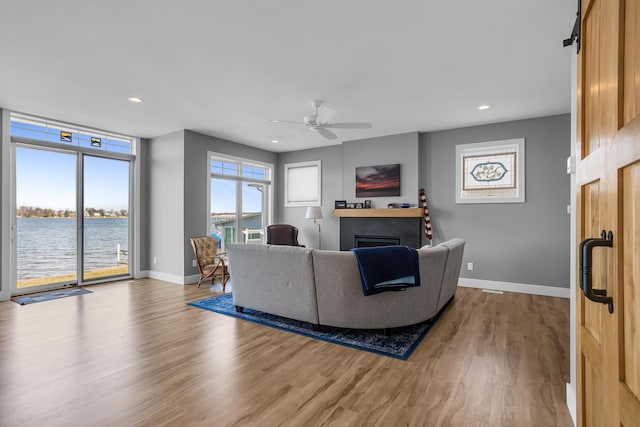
[192,259,197,268]
[153,257,157,264]
[467,262,474,271]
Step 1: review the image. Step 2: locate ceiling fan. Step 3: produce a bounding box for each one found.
[268,101,372,140]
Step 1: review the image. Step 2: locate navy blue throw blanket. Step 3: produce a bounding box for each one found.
[351,245,421,296]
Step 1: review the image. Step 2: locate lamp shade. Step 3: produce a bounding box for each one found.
[305,206,323,220]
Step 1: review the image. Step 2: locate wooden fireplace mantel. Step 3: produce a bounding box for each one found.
[332,208,423,218]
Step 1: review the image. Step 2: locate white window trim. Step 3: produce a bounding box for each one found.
[5,111,136,296]
[207,152,274,241]
[10,112,135,155]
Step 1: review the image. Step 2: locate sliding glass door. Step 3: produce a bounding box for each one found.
[241,182,265,243]
[13,148,132,293]
[15,146,77,290]
[83,155,130,281]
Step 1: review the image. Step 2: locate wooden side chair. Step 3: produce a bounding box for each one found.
[190,236,230,291]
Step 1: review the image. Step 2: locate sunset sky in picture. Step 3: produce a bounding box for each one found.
[355,164,400,197]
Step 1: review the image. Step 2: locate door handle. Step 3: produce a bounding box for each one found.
[579,230,614,313]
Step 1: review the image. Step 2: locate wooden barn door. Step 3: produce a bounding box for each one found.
[576,0,640,425]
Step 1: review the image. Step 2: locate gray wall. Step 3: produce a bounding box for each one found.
[419,114,570,287]
[148,130,185,278]
[276,132,420,250]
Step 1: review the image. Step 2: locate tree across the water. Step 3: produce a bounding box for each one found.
[16,206,128,218]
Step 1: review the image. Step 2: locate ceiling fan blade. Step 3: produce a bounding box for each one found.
[317,128,338,140]
[267,119,305,126]
[323,122,373,129]
[316,107,336,124]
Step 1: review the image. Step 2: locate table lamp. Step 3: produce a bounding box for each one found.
[305,206,323,249]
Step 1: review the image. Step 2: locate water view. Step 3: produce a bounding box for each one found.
[17,217,129,283]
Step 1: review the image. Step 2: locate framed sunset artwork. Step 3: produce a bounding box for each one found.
[355,164,401,197]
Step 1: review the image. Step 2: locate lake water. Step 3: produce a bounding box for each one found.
[17,217,128,279]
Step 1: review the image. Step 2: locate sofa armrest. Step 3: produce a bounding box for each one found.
[435,238,466,312]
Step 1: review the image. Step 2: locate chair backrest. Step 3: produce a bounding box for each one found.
[190,236,219,268]
[266,224,301,246]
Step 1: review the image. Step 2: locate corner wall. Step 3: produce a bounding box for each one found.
[419,114,571,289]
[148,130,186,282]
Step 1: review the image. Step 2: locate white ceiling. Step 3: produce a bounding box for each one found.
[0,1,576,153]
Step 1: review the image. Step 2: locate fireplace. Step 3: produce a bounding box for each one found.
[339,217,421,250]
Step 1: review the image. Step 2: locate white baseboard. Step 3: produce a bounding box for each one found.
[134,271,203,286]
[458,278,570,298]
[146,270,183,285]
[566,383,577,426]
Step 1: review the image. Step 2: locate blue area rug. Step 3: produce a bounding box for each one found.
[188,293,439,360]
[13,287,93,305]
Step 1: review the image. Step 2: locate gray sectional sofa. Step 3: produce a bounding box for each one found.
[227,238,465,330]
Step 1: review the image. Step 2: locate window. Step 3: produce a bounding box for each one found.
[10,113,134,154]
[209,153,273,251]
[9,112,135,295]
[284,160,321,207]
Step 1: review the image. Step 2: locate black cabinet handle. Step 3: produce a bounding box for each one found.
[579,230,614,313]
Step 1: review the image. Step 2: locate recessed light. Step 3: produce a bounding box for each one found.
[271,139,279,143]
[127,96,143,103]
[478,104,491,110]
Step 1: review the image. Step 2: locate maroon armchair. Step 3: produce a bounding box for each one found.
[266,224,305,247]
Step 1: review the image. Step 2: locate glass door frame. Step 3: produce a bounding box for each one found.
[10,138,134,295]
[80,153,133,284]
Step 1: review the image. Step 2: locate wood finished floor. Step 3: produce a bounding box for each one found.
[0,279,572,426]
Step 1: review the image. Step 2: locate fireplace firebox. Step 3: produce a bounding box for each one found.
[339,217,421,250]
[354,235,401,248]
